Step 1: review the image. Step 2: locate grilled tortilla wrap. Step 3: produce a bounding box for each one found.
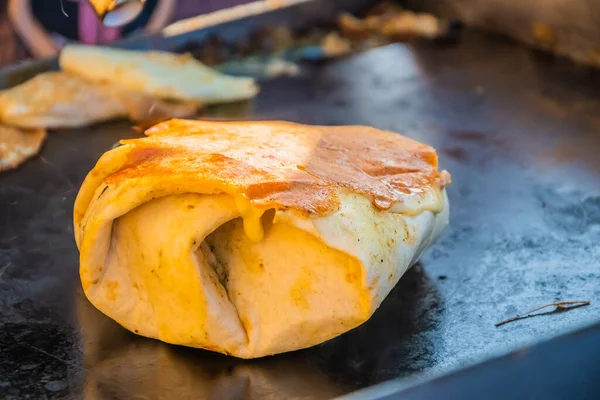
[74,120,450,358]
[60,45,259,104]
[0,72,197,129]
[0,125,46,171]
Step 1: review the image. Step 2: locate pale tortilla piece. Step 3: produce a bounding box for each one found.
[0,125,46,172]
[60,45,259,104]
[74,120,450,358]
[0,72,126,129]
[0,72,199,129]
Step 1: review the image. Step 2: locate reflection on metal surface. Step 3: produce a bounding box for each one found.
[76,294,350,399]
[85,0,145,27]
[71,261,443,398]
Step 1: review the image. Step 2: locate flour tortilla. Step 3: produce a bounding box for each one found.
[0,125,46,172]
[74,120,450,358]
[60,45,259,104]
[0,72,198,129]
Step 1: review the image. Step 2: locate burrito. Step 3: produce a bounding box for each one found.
[74,119,450,358]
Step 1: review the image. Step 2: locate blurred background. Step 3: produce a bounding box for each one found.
[0,0,253,65]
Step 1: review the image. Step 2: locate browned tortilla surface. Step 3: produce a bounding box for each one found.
[96,119,450,215]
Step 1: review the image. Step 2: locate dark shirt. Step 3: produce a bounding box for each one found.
[31,0,158,40]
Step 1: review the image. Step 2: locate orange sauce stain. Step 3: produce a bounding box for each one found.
[290,273,312,310]
[105,280,119,301]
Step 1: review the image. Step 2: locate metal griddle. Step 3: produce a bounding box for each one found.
[1,1,600,398]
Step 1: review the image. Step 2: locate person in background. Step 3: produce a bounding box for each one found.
[8,0,177,58]
[0,0,27,64]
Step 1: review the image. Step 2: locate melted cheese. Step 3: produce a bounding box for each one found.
[234,195,266,242]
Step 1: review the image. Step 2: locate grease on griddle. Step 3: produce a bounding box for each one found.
[495,301,591,327]
[442,147,469,162]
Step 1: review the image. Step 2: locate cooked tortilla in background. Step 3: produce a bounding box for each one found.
[0,45,260,131]
[74,119,450,358]
[60,45,259,104]
[0,45,260,171]
[0,125,46,171]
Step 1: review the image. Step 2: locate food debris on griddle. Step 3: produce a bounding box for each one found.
[338,2,460,44]
[321,32,353,58]
[176,2,462,73]
[495,301,591,327]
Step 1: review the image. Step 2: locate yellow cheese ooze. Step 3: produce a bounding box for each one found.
[92,192,371,357]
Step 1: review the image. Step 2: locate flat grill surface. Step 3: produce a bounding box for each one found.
[1,31,600,399]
